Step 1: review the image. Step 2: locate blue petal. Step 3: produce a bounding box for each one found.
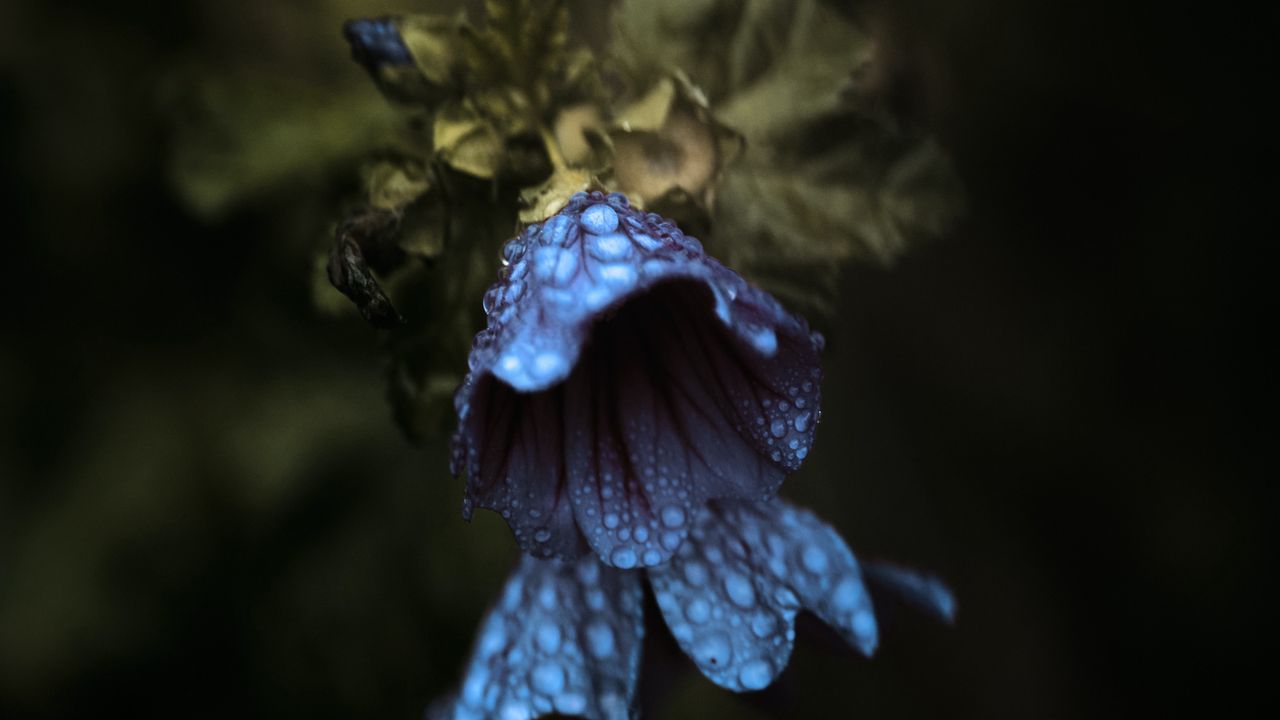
[863,560,957,624]
[453,193,824,566]
[433,554,644,720]
[646,498,878,693]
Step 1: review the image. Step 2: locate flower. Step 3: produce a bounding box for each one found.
[451,191,825,570]
[429,497,955,719]
[434,199,954,718]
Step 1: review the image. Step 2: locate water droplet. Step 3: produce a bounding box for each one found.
[634,525,649,543]
[723,572,756,608]
[685,598,711,624]
[588,232,633,262]
[533,528,551,543]
[580,204,619,234]
[661,505,686,528]
[794,412,810,433]
[738,659,773,690]
[482,287,500,314]
[769,419,787,438]
[531,662,565,695]
[535,623,562,653]
[585,620,615,658]
[801,545,828,574]
[603,513,619,529]
[751,612,776,638]
[642,548,662,566]
[684,561,709,586]
[831,577,864,612]
[610,547,637,569]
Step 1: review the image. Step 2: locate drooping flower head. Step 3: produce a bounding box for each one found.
[452,191,825,569]
[431,199,954,719]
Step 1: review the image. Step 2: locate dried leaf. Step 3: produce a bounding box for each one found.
[607,74,742,210]
[397,13,465,89]
[518,167,593,223]
[614,0,963,316]
[365,159,431,211]
[433,101,504,179]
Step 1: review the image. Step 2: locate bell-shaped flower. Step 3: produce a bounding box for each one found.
[452,191,824,569]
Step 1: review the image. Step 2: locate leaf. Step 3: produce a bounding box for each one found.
[612,0,964,317]
[606,74,742,210]
[365,159,431,211]
[432,101,504,179]
[396,13,465,89]
[461,0,571,103]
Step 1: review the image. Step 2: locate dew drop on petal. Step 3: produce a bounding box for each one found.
[832,577,864,613]
[661,505,686,528]
[802,545,828,574]
[723,572,756,609]
[685,598,711,624]
[531,662,565,695]
[610,547,638,569]
[738,659,773,691]
[683,561,708,586]
[580,204,619,234]
[535,623,562,653]
[769,419,787,438]
[585,621,616,659]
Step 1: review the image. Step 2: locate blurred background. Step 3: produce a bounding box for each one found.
[0,1,1268,718]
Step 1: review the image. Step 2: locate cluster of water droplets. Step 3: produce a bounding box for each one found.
[565,431,696,570]
[465,191,711,394]
[741,369,824,471]
[647,498,879,692]
[438,554,643,720]
[450,191,828,564]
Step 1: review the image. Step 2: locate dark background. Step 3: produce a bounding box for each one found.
[0,1,1269,718]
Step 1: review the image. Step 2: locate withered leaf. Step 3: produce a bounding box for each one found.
[432,101,504,179]
[613,0,963,316]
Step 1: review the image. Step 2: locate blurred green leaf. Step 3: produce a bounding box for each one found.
[167,72,400,221]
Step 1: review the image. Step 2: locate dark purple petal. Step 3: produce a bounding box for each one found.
[646,498,878,693]
[432,554,644,720]
[453,192,823,566]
